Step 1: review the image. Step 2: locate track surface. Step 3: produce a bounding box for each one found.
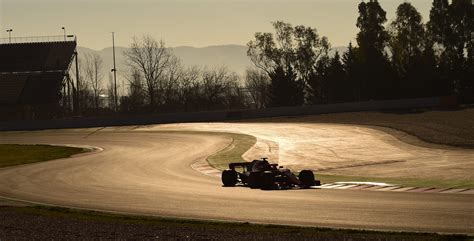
[0,124,473,234]
[145,122,474,180]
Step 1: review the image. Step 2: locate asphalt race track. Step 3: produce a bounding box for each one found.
[0,124,473,234]
[150,122,474,180]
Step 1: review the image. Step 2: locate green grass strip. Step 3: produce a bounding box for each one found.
[0,144,86,168]
[207,133,257,170]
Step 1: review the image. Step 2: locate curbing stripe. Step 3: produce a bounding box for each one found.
[320,184,347,189]
[407,187,435,193]
[376,186,402,191]
[458,189,474,195]
[392,187,417,192]
[191,160,473,194]
[441,188,469,194]
[334,184,359,189]
[349,185,373,190]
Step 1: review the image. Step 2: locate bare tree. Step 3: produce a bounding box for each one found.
[121,69,145,113]
[128,69,145,103]
[178,66,201,111]
[201,67,240,109]
[245,68,269,109]
[124,35,172,110]
[84,53,104,109]
[160,55,183,108]
[69,54,91,112]
[121,36,249,113]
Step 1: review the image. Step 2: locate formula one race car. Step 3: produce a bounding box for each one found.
[221,158,321,190]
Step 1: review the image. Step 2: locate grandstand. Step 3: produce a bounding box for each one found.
[0,35,77,120]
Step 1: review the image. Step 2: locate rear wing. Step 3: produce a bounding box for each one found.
[229,162,253,170]
[229,162,280,171]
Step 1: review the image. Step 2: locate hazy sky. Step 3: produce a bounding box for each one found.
[1,0,432,50]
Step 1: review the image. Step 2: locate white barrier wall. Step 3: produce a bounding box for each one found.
[0,97,440,131]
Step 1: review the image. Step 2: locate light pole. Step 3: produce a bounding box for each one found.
[111,32,118,111]
[6,29,13,43]
[74,49,80,115]
[61,27,66,41]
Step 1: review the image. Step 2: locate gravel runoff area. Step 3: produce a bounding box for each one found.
[0,204,470,241]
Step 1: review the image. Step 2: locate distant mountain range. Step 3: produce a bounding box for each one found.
[77,45,348,78]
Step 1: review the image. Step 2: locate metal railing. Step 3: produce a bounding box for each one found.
[0,35,76,44]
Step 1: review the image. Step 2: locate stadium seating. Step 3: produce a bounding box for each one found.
[0,74,28,104]
[19,72,64,104]
[0,40,76,119]
[0,42,76,72]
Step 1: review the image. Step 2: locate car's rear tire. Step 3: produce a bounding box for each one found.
[222,169,238,186]
[260,171,275,190]
[298,170,315,187]
[248,172,261,189]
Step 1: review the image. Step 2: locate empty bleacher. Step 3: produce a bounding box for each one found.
[19,72,65,104]
[0,41,76,72]
[0,37,76,120]
[0,74,28,104]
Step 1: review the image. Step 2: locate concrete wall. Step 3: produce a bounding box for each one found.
[0,97,440,131]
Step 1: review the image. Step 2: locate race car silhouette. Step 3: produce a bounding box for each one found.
[221,158,320,190]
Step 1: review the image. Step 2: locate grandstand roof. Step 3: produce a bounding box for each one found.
[0,37,77,73]
[0,35,76,45]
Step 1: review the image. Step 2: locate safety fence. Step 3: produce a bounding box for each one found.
[0,97,441,131]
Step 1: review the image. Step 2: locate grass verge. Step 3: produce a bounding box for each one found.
[0,144,86,168]
[207,132,257,170]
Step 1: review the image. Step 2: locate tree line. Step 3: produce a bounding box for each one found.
[64,37,248,115]
[246,0,473,108]
[64,0,472,116]
[120,36,246,113]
